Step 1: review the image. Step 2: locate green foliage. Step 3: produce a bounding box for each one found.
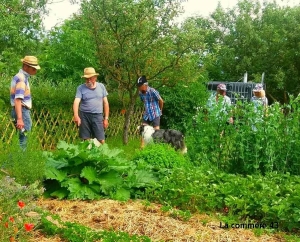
[146,164,300,232]
[40,212,151,242]
[188,95,300,175]
[201,0,300,103]
[159,79,208,133]
[132,143,190,170]
[30,78,76,110]
[0,130,46,185]
[0,0,47,74]
[43,141,158,200]
[39,18,98,82]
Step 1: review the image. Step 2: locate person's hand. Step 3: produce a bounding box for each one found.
[16,119,24,130]
[103,119,109,129]
[73,116,81,126]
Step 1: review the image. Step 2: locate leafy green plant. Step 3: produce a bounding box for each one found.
[188,95,300,175]
[146,165,300,232]
[132,143,190,170]
[159,79,208,133]
[43,140,158,201]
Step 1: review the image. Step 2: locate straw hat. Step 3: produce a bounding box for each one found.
[81,67,99,78]
[21,56,40,70]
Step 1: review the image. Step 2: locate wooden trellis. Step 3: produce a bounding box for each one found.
[0,107,143,150]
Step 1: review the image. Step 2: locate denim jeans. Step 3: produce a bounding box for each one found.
[11,107,32,149]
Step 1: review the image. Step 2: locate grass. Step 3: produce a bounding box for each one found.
[0,131,45,185]
[106,134,141,160]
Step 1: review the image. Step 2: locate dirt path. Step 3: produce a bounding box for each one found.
[31,198,286,242]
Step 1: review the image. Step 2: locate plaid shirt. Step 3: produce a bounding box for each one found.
[139,86,162,121]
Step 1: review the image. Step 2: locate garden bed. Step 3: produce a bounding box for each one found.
[31,198,286,242]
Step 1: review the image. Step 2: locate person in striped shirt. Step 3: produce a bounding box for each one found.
[137,75,164,148]
[10,56,40,149]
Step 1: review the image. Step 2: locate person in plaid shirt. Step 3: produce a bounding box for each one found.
[137,75,164,148]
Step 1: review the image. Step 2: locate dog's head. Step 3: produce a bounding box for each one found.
[137,124,155,137]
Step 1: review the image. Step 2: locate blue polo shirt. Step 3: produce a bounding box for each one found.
[139,86,162,121]
[75,82,108,113]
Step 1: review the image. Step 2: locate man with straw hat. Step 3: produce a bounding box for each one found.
[10,56,41,149]
[73,67,110,145]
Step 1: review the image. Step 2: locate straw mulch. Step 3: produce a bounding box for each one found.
[31,198,286,242]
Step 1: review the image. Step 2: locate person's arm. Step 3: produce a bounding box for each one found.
[15,98,24,130]
[73,98,81,126]
[159,98,164,113]
[103,96,109,128]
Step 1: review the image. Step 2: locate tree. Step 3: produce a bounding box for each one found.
[0,0,48,74]
[78,0,205,144]
[39,17,99,82]
[200,0,300,103]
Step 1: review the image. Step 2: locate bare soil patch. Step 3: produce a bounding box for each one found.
[31,198,286,242]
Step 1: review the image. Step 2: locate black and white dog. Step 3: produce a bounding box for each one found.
[138,125,187,154]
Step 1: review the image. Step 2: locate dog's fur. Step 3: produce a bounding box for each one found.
[138,125,187,153]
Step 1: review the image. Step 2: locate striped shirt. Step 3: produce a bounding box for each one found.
[139,86,162,121]
[10,69,32,109]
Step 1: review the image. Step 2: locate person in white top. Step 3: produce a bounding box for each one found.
[250,83,268,131]
[207,83,233,124]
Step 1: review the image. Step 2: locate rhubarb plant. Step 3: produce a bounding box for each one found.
[43,141,158,201]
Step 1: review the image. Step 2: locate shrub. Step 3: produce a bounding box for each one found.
[159,79,208,133]
[132,143,190,170]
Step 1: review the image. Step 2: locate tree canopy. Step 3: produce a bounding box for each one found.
[0,0,48,73]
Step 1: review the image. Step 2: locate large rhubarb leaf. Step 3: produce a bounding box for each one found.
[98,143,123,158]
[50,188,69,199]
[57,140,79,155]
[97,170,123,195]
[61,178,101,200]
[81,166,98,184]
[45,167,67,182]
[46,157,69,169]
[113,188,131,201]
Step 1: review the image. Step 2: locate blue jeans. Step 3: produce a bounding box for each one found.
[11,107,32,149]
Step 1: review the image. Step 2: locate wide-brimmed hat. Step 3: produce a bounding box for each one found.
[217,83,227,91]
[81,67,99,78]
[21,56,40,70]
[253,83,264,92]
[137,75,148,87]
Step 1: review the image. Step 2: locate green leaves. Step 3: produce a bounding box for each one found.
[43,140,157,201]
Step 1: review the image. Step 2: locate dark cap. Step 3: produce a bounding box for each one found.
[137,75,148,87]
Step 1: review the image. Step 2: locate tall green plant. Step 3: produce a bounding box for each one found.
[188,95,300,175]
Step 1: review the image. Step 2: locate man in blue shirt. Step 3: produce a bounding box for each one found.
[73,67,109,144]
[137,75,164,147]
